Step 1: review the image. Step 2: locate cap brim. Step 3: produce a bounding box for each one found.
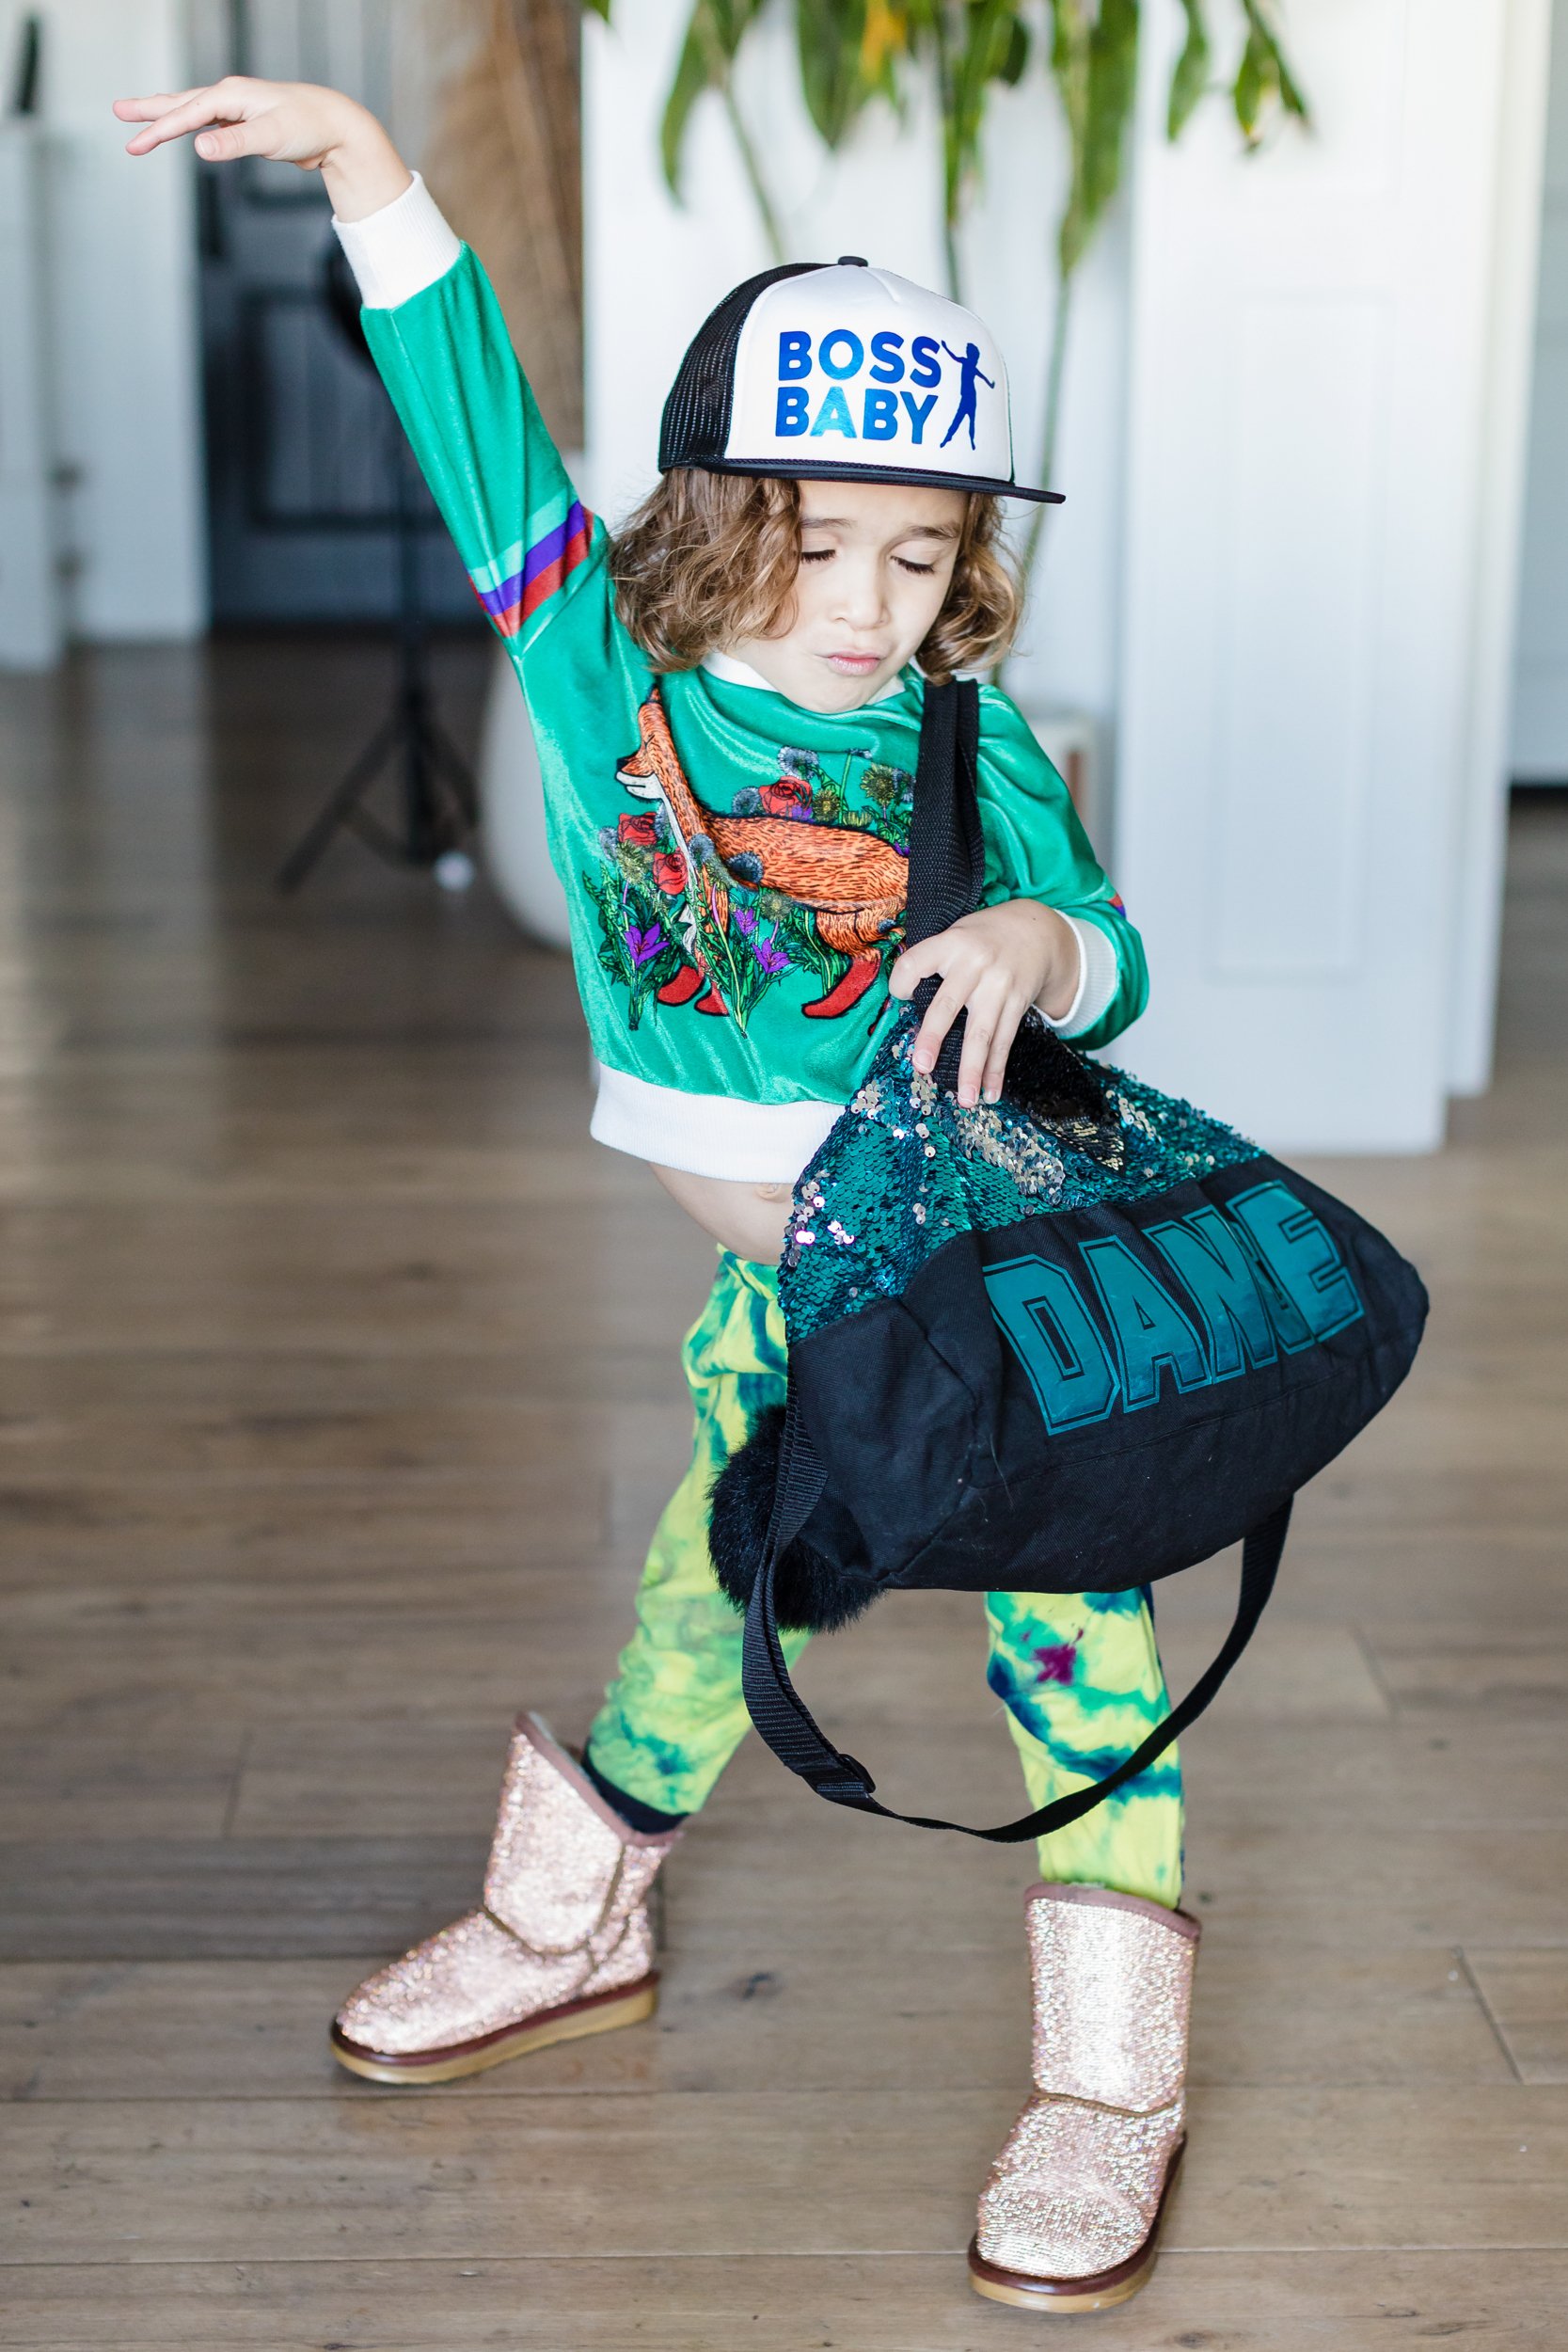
[690,456,1064,504]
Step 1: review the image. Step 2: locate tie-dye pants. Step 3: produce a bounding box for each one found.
[587,1249,1183,1906]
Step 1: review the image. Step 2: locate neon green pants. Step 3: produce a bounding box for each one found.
[587,1250,1183,1905]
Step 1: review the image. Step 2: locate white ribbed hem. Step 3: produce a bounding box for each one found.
[332,173,462,310]
[591,1066,844,1182]
[1048,914,1118,1038]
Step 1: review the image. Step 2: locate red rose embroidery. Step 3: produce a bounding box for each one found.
[652,851,687,895]
[759,780,812,818]
[618,811,659,847]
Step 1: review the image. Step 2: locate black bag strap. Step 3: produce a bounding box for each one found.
[740,1404,1291,1841]
[905,676,985,1092]
[906,675,984,947]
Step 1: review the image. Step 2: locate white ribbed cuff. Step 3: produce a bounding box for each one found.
[1044,914,1119,1039]
[591,1065,844,1183]
[332,172,462,310]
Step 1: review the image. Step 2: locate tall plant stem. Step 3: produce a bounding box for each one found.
[1000,265,1074,687]
[690,7,787,266]
[722,80,787,262]
[929,5,962,297]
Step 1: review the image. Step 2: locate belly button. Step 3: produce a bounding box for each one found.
[752,1182,789,1201]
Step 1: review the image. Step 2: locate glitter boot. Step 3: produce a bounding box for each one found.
[330,1713,680,2084]
[969,1883,1200,2312]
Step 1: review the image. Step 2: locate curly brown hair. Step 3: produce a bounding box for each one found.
[608,468,1020,682]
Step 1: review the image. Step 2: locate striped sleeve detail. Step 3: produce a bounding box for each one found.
[470,500,594,637]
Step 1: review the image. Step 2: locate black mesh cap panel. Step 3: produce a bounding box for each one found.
[657,262,821,472]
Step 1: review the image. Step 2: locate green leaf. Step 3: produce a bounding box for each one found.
[1235,1,1309,146]
[942,0,1031,228]
[1053,0,1138,279]
[797,0,873,148]
[1166,0,1210,140]
[658,0,768,201]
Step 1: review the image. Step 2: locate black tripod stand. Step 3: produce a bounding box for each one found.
[277,246,479,895]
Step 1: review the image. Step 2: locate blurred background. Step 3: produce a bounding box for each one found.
[1,0,1564,1144]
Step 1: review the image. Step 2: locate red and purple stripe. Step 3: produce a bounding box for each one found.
[474,500,593,637]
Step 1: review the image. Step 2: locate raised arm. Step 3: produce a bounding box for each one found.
[116,76,410,220]
[118,77,632,693]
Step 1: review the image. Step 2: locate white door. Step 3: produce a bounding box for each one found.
[1513,0,1568,779]
[1116,0,1547,1151]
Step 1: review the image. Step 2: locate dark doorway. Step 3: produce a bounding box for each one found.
[196,0,472,626]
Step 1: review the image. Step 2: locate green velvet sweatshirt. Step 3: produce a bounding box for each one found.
[348,199,1146,1172]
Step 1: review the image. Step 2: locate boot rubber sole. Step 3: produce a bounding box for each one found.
[967,2134,1183,2313]
[330,1975,658,2086]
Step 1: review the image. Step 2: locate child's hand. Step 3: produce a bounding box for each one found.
[115,78,409,222]
[889,899,1081,1107]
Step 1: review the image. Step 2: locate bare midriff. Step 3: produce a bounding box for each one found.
[650,1165,794,1264]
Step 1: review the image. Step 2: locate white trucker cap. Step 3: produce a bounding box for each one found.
[657,258,1062,504]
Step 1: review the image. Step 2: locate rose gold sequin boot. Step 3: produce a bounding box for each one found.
[330,1713,680,2085]
[968,1883,1199,2313]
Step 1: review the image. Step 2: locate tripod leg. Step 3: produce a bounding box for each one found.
[426,720,481,829]
[277,714,401,894]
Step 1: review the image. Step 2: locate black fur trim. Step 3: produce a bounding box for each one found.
[1002,1009,1109,1123]
[708,1405,879,1633]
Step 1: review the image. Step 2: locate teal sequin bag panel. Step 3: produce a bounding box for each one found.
[779,1009,1263,1345]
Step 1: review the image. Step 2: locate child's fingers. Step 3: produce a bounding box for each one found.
[122,88,230,155]
[910,974,970,1074]
[114,90,202,124]
[886,934,942,999]
[980,993,1030,1104]
[120,77,262,158]
[954,977,1016,1105]
[194,120,277,164]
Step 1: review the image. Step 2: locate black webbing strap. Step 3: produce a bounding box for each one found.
[905,677,985,1092]
[741,1481,1291,1838]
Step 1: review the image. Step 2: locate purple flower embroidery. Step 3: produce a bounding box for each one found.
[626,921,665,967]
[733,904,758,937]
[752,932,790,977]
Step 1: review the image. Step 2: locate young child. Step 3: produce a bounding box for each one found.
[121,75,1196,2315]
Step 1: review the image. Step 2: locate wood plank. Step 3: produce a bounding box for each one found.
[3,2086,1564,2262]
[0,1838,487,1962]
[1465,1948,1568,2083]
[1361,1632,1568,1718]
[0,1360,691,1481]
[0,1722,241,1839]
[0,1199,717,1357]
[1,2250,1564,2352]
[0,1474,612,1595]
[0,1937,1511,2104]
[0,2250,1562,2352]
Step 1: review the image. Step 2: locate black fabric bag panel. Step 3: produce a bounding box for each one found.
[785,1153,1427,1599]
[789,1294,979,1579]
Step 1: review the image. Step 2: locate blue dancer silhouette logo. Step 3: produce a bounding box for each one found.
[939,341,995,452]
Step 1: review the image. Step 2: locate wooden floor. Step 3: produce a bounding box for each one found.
[0,636,1563,2349]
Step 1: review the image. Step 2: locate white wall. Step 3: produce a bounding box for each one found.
[1113,0,1545,1151]
[0,0,205,642]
